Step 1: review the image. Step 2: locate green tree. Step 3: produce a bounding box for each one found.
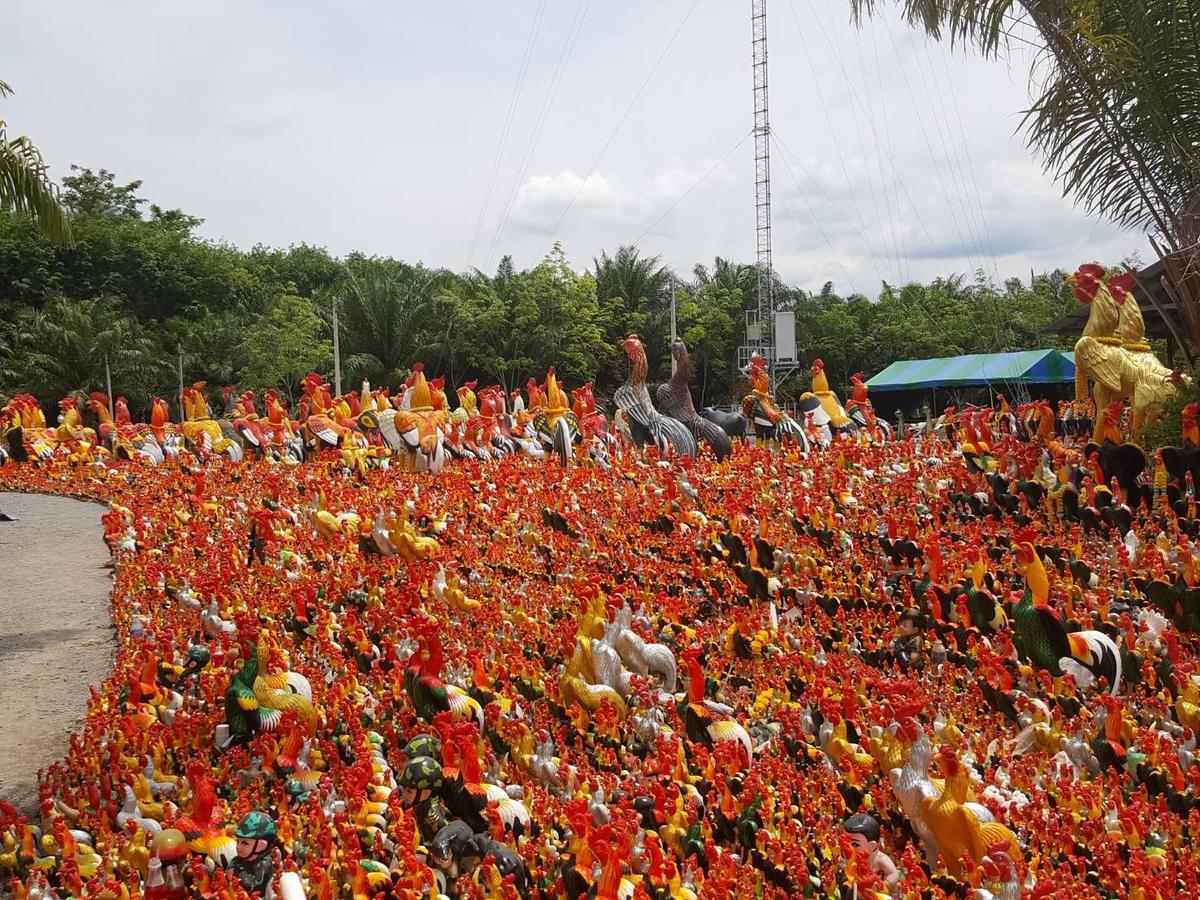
[336,256,451,389]
[676,281,744,405]
[0,80,72,246]
[237,293,332,400]
[593,245,672,384]
[61,166,147,219]
[448,257,543,396]
[0,295,163,408]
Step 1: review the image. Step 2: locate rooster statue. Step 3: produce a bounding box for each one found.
[181,382,242,461]
[533,368,580,466]
[655,338,732,460]
[1071,262,1187,441]
[403,622,484,729]
[614,334,697,457]
[571,382,617,465]
[679,647,753,764]
[741,354,806,448]
[1012,536,1122,694]
[798,359,852,435]
[377,364,447,473]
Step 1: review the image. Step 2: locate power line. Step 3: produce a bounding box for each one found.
[881,22,989,279]
[770,131,861,296]
[910,35,995,279]
[466,0,550,268]
[485,0,592,270]
[534,0,705,261]
[804,0,904,283]
[633,129,753,247]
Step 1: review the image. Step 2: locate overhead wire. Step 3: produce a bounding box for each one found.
[868,20,910,283]
[632,129,753,248]
[853,16,907,283]
[533,0,705,261]
[937,46,1003,281]
[466,0,550,269]
[804,0,906,283]
[485,0,593,270]
[783,0,885,283]
[770,131,863,295]
[882,22,990,279]
[910,36,996,280]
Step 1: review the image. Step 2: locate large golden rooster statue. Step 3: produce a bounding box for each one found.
[1071,262,1187,441]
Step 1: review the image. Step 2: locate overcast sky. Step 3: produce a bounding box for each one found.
[6,0,1147,297]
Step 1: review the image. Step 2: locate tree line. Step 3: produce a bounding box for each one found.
[0,166,1083,417]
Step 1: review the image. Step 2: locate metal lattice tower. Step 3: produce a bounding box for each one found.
[740,0,779,381]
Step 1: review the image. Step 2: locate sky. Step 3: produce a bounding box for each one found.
[5,0,1148,297]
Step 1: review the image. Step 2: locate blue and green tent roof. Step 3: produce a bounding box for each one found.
[866,350,1075,391]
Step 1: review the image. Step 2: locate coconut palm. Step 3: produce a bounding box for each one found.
[0,80,72,246]
[849,1,1199,256]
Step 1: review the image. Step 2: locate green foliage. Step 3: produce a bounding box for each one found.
[1140,383,1198,452]
[62,167,148,219]
[337,255,453,387]
[0,295,164,407]
[0,162,1107,412]
[449,246,610,394]
[0,81,72,246]
[236,294,332,400]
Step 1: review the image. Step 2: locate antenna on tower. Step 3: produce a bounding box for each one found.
[740,0,796,384]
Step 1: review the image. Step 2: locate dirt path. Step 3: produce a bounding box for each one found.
[0,492,114,816]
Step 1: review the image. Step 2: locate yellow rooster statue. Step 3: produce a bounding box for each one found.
[1070,263,1187,441]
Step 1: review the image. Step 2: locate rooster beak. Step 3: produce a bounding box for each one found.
[1066,274,1078,286]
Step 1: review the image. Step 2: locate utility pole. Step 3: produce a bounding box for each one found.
[176,344,184,421]
[104,354,114,419]
[332,295,342,396]
[669,274,678,376]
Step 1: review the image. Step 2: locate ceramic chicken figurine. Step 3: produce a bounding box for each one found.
[1012,537,1122,693]
[800,359,851,428]
[922,745,1020,879]
[180,382,241,461]
[171,761,236,866]
[404,623,484,728]
[533,368,580,466]
[655,338,731,460]
[679,647,753,764]
[614,334,697,457]
[741,354,806,447]
[378,364,447,473]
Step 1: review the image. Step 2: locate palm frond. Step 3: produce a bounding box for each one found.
[0,123,73,246]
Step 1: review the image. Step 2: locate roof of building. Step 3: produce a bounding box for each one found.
[866,349,1075,391]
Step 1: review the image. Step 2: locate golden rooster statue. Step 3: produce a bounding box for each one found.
[1071,262,1187,441]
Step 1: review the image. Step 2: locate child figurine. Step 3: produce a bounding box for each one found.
[891,608,926,670]
[843,813,900,893]
[231,811,278,894]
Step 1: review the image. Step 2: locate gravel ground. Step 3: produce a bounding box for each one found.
[0,492,113,816]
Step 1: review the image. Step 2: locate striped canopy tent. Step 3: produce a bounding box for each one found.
[866,350,1075,391]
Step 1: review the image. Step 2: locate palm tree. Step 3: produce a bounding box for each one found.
[593,245,674,380]
[334,256,453,390]
[0,80,72,245]
[849,1,1198,257]
[0,296,164,410]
